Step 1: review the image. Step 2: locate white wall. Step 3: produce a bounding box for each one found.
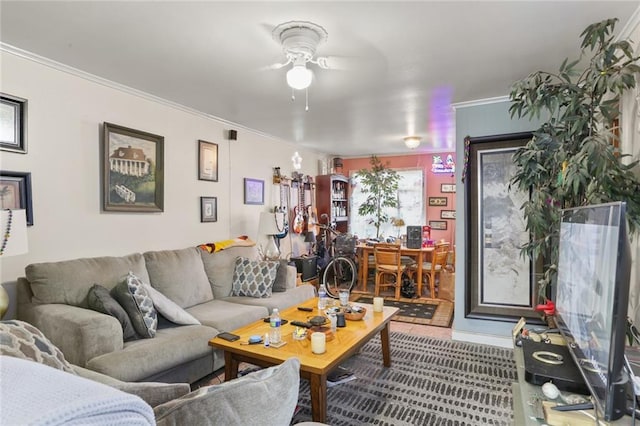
[0,51,324,283]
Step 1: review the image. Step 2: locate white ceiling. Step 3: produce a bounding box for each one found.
[1,1,638,156]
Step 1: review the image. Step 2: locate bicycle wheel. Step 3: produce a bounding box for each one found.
[322,257,357,298]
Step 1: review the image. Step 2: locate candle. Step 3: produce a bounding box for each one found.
[373,297,384,312]
[311,332,326,354]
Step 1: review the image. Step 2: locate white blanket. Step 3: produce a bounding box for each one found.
[0,356,155,425]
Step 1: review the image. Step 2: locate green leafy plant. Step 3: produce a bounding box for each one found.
[355,156,401,239]
[509,18,640,299]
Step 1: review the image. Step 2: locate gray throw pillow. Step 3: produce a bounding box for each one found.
[0,320,76,374]
[231,257,278,298]
[87,284,139,341]
[111,272,158,338]
[154,357,300,426]
[142,283,201,326]
[271,260,289,293]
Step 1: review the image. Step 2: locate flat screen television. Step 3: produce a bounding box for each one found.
[555,201,632,421]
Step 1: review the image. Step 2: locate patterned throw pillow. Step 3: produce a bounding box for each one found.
[0,319,76,374]
[111,272,158,338]
[231,257,278,298]
[87,284,139,341]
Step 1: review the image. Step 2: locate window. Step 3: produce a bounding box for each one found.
[349,168,424,239]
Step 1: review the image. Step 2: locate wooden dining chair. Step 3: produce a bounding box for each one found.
[410,249,449,298]
[373,243,404,300]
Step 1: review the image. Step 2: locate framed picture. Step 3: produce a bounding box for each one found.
[0,93,27,154]
[102,122,164,212]
[198,140,218,182]
[428,196,448,207]
[0,171,33,225]
[441,183,456,193]
[244,178,264,205]
[200,197,217,222]
[429,220,447,231]
[464,132,543,323]
[440,210,456,220]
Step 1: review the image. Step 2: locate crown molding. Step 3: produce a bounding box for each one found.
[451,95,510,110]
[0,42,285,144]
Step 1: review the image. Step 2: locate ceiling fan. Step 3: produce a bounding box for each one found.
[270,21,330,91]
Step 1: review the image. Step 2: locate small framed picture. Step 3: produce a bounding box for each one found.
[441,210,456,220]
[428,196,448,207]
[0,170,33,225]
[198,140,218,182]
[244,178,264,205]
[0,93,28,154]
[200,197,217,222]
[429,220,447,231]
[441,183,456,193]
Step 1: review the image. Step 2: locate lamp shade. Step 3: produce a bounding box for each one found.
[0,209,28,257]
[286,65,313,90]
[259,212,282,236]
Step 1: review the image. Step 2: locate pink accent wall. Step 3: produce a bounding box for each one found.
[340,153,456,243]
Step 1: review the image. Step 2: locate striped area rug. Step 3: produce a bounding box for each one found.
[292,332,516,425]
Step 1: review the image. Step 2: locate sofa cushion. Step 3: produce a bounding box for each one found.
[111,273,158,338]
[231,257,278,298]
[200,246,261,299]
[25,253,150,306]
[0,319,76,374]
[143,248,213,308]
[87,284,139,341]
[142,283,200,326]
[86,325,218,383]
[272,260,289,292]
[154,357,300,426]
[186,300,267,333]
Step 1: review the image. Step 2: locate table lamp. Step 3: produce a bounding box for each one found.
[0,209,29,319]
[258,211,281,260]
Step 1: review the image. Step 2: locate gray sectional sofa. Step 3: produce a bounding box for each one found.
[16,245,316,384]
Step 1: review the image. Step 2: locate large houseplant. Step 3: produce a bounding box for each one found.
[509,18,640,299]
[355,155,401,239]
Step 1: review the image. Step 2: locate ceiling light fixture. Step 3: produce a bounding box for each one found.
[286,57,313,90]
[272,21,328,110]
[404,136,421,149]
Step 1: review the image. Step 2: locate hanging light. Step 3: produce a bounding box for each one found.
[292,151,303,170]
[404,136,421,149]
[286,57,313,90]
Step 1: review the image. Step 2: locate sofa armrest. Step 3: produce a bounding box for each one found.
[26,303,123,367]
[284,265,298,290]
[73,365,190,407]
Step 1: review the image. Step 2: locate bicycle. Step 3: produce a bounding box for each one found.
[314,217,358,299]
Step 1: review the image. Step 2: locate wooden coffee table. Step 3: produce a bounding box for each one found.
[209,298,399,423]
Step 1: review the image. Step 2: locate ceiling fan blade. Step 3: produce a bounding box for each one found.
[259,62,289,71]
[315,56,357,71]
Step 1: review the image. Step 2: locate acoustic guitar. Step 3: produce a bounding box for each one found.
[305,176,319,236]
[292,178,306,234]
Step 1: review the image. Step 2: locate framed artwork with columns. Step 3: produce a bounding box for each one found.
[102,122,164,212]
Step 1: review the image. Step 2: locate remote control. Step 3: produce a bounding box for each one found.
[290,321,312,328]
[297,306,313,312]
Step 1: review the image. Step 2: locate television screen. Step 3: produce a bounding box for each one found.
[555,201,631,421]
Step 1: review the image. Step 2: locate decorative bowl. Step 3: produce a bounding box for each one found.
[308,316,328,326]
[343,306,366,321]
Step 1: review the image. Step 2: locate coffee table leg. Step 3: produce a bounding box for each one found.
[224,351,239,382]
[381,322,391,367]
[309,373,327,423]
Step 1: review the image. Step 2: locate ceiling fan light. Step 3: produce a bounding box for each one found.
[286,64,313,90]
[404,136,421,149]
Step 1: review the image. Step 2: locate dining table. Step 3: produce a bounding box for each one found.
[355,243,435,295]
